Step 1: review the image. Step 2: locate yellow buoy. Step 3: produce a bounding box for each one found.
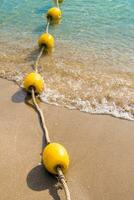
[47,7,62,24]
[23,72,44,94]
[42,143,70,174]
[38,33,55,50]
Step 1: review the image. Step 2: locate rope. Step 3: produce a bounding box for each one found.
[31,88,51,144]
[34,17,50,72]
[46,20,50,33]
[34,46,45,72]
[57,167,71,200]
[55,0,59,8]
[31,88,71,200]
[34,13,50,72]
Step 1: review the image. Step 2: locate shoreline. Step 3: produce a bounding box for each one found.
[0,78,134,200]
[0,37,134,122]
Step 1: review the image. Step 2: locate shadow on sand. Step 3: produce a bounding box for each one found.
[27,165,61,200]
[12,89,26,103]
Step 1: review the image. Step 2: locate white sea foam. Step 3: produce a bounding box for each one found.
[40,89,134,121]
[0,71,133,121]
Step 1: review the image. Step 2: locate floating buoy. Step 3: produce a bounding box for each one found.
[42,143,70,174]
[23,72,44,94]
[47,7,62,24]
[38,33,55,51]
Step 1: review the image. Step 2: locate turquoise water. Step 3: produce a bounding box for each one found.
[0,0,134,120]
[0,0,134,49]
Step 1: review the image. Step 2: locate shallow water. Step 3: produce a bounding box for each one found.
[0,0,134,120]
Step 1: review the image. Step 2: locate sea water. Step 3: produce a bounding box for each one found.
[0,0,134,120]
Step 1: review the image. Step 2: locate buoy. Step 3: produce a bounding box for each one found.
[38,33,55,51]
[47,7,62,24]
[42,143,70,174]
[23,72,44,94]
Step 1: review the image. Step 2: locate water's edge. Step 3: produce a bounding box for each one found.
[0,75,133,121]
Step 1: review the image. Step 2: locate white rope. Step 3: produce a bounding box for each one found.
[46,20,50,33]
[57,167,71,200]
[34,16,50,72]
[31,88,51,144]
[34,46,44,72]
[55,0,59,8]
[31,89,71,200]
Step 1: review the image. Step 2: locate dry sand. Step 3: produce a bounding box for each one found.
[0,78,134,200]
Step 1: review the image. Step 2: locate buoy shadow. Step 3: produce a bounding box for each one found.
[34,4,50,15]
[25,48,40,63]
[12,89,33,105]
[33,25,45,35]
[27,165,61,200]
[12,89,27,103]
[25,47,50,65]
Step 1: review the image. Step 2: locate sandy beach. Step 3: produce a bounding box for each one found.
[0,78,134,200]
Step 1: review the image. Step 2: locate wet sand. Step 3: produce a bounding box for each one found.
[0,78,134,200]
